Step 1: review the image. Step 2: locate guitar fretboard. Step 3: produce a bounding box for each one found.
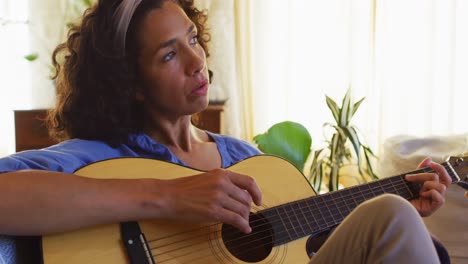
[258,161,459,246]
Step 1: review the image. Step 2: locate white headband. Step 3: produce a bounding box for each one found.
[113,0,143,55]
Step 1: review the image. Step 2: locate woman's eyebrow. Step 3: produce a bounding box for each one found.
[157,24,196,51]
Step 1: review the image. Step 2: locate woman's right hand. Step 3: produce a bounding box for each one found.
[151,169,263,234]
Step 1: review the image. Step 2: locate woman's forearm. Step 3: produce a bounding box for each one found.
[0,170,164,235]
[0,168,263,236]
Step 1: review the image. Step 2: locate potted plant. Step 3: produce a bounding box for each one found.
[254,89,378,192]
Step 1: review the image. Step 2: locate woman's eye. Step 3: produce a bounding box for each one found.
[190,35,199,45]
[163,51,175,62]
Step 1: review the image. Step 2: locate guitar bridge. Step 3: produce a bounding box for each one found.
[120,221,155,264]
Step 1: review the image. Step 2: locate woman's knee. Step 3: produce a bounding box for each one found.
[358,193,418,219]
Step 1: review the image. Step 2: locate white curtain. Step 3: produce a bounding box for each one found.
[0,0,89,156]
[0,0,31,156]
[197,0,248,138]
[373,0,468,145]
[247,0,468,154]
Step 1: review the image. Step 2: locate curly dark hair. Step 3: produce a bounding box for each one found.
[48,0,211,146]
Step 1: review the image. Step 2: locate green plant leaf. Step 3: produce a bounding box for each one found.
[333,125,348,142]
[325,96,340,124]
[253,121,312,171]
[352,97,365,117]
[364,147,379,179]
[344,126,363,175]
[82,0,92,7]
[343,127,361,160]
[315,162,324,192]
[310,148,325,172]
[329,163,339,191]
[363,145,377,157]
[309,149,323,178]
[339,89,352,127]
[309,149,326,192]
[329,133,339,165]
[24,53,39,61]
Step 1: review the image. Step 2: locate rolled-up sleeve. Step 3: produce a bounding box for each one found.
[0,139,129,174]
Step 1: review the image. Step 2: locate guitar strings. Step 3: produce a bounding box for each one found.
[147,165,433,247]
[150,167,432,252]
[153,164,459,263]
[154,233,283,263]
[150,177,416,263]
[148,169,429,253]
[146,169,431,262]
[147,164,450,253]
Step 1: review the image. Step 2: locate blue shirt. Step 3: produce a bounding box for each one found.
[0,132,261,264]
[0,132,261,173]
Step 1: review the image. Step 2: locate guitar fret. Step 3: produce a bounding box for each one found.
[381,178,397,193]
[308,197,328,229]
[370,180,385,196]
[337,191,352,216]
[291,201,313,235]
[378,179,395,194]
[336,193,352,216]
[364,182,375,197]
[315,196,336,227]
[354,187,366,205]
[273,207,294,243]
[343,188,359,213]
[304,198,322,232]
[285,203,305,238]
[389,175,406,197]
[325,195,339,222]
[394,176,413,199]
[259,209,290,245]
[333,202,348,218]
[359,185,373,200]
[323,193,344,224]
[297,200,316,233]
[280,205,299,239]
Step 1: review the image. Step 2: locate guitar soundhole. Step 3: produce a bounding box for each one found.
[221,213,273,262]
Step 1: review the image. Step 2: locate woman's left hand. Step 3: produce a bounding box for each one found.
[405,157,452,217]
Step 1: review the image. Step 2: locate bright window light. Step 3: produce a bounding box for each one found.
[0,0,32,156]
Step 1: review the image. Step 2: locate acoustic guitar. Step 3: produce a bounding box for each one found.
[41,155,468,263]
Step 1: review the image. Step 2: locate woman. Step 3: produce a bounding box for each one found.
[0,0,451,263]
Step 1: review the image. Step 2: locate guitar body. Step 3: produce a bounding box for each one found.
[42,155,317,263]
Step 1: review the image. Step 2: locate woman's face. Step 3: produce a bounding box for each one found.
[136,1,209,120]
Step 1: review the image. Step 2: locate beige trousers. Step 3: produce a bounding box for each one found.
[309,194,440,264]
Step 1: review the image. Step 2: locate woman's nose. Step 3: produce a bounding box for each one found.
[185,48,205,76]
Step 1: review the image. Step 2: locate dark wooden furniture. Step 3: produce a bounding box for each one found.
[14,109,58,152]
[14,104,224,152]
[194,104,224,134]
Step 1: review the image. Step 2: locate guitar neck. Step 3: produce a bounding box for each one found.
[259,161,461,246]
